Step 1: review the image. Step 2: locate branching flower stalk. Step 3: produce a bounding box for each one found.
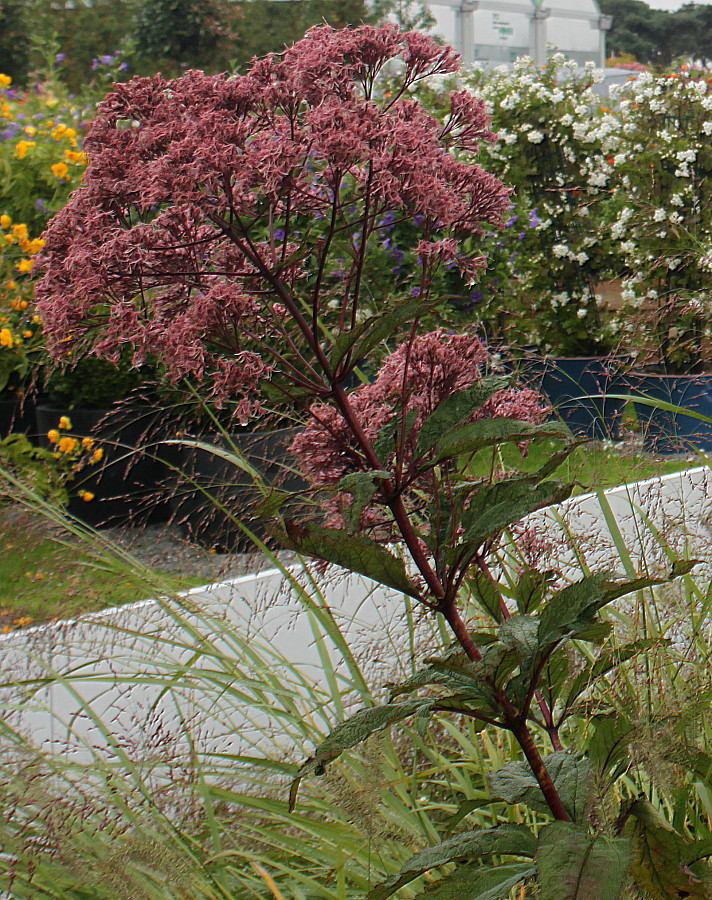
[35,26,683,854]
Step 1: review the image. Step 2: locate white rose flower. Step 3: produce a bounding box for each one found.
[527,130,544,144]
[552,244,569,258]
[653,208,667,222]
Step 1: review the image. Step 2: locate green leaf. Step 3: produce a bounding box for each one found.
[412,862,536,900]
[365,825,537,900]
[290,698,435,811]
[331,299,435,370]
[586,714,635,781]
[465,571,506,622]
[625,799,710,899]
[281,522,421,599]
[415,377,512,455]
[536,822,630,900]
[432,419,570,464]
[337,470,390,532]
[372,408,418,463]
[461,478,573,546]
[537,574,614,650]
[487,752,592,822]
[513,568,553,614]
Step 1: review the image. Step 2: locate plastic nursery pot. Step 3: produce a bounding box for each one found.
[519,355,631,441]
[35,404,171,526]
[161,427,306,553]
[629,371,712,454]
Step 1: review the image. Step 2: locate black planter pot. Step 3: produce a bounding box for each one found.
[0,396,36,439]
[519,355,630,440]
[35,404,171,526]
[629,371,712,454]
[162,428,305,552]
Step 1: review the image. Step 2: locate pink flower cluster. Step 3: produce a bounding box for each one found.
[34,24,508,418]
[290,329,548,529]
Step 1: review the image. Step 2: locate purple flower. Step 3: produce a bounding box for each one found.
[273,228,285,240]
[528,208,540,227]
[505,214,518,227]
[54,53,66,63]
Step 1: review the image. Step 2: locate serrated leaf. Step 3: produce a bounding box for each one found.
[415,378,512,455]
[462,478,573,546]
[337,470,390,532]
[282,522,421,599]
[514,568,552,614]
[465,571,506,622]
[536,822,630,900]
[412,861,535,900]
[290,698,435,811]
[537,574,613,650]
[586,714,635,781]
[487,752,592,822]
[626,799,709,899]
[365,825,537,900]
[433,419,570,464]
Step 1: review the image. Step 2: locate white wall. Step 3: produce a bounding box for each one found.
[2,466,710,768]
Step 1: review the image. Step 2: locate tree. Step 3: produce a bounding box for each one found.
[0,0,30,84]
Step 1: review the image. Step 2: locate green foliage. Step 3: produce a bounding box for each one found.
[44,353,155,409]
[536,822,630,900]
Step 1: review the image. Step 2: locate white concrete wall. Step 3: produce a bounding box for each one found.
[1,466,710,768]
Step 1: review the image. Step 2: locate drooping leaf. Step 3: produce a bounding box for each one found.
[365,825,537,900]
[412,861,536,900]
[290,698,435,810]
[282,522,421,599]
[536,822,630,900]
[513,568,553,614]
[586,714,635,782]
[487,752,592,823]
[432,419,570,464]
[465,570,506,622]
[625,799,710,899]
[461,478,573,547]
[337,470,390,532]
[415,377,512,455]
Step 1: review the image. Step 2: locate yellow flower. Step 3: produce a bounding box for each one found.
[0,215,11,229]
[31,314,41,324]
[11,223,27,241]
[81,436,95,450]
[13,616,32,627]
[4,234,14,244]
[50,161,69,179]
[50,123,66,140]
[28,238,45,254]
[91,447,104,463]
[78,490,94,502]
[24,125,37,137]
[0,74,11,88]
[47,429,60,442]
[15,258,33,274]
[0,327,12,347]
[58,436,78,453]
[9,298,28,310]
[58,415,72,430]
[14,140,34,159]
[0,103,11,119]
[22,330,32,338]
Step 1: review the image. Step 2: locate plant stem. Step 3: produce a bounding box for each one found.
[508,715,571,822]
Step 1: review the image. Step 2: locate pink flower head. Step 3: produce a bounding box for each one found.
[35,24,509,417]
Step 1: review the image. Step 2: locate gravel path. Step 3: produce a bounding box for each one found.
[100,520,296,583]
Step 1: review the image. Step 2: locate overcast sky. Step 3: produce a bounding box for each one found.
[644,0,712,9]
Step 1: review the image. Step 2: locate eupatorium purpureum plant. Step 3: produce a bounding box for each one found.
[35,24,707,898]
